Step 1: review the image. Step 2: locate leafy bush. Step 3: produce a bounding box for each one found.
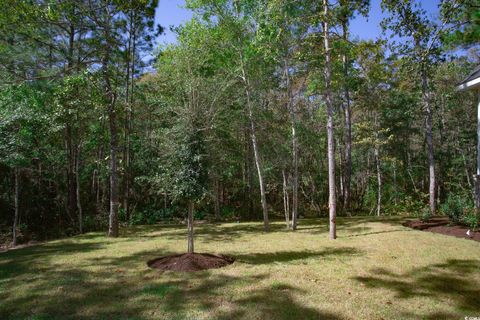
[384,194,424,216]
[420,207,432,222]
[440,194,472,223]
[129,207,177,225]
[83,214,108,232]
[194,210,206,220]
[82,215,96,231]
[463,211,479,231]
[221,206,237,219]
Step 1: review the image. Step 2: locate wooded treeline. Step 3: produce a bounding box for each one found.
[0,0,478,244]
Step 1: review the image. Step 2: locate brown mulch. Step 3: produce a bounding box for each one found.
[403,217,480,242]
[147,253,235,272]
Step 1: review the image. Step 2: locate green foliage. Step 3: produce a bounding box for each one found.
[221,206,237,219]
[440,194,472,223]
[440,0,480,49]
[420,207,432,222]
[194,210,207,220]
[462,211,479,231]
[129,207,178,225]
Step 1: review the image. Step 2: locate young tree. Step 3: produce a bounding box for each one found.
[186,0,273,231]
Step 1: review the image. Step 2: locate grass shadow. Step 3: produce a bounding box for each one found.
[235,247,363,265]
[353,259,480,314]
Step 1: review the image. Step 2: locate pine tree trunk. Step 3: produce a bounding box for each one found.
[108,106,119,237]
[123,11,134,222]
[375,145,381,216]
[285,59,298,231]
[214,177,221,221]
[76,145,83,233]
[421,67,435,214]
[187,200,194,254]
[282,169,290,229]
[103,17,119,238]
[323,0,336,239]
[393,159,398,205]
[12,168,20,247]
[65,21,77,224]
[342,21,352,213]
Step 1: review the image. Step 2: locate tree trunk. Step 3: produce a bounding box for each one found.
[239,52,269,231]
[214,177,221,221]
[407,151,418,193]
[108,106,119,237]
[187,200,194,254]
[123,10,135,222]
[393,159,398,206]
[103,17,119,237]
[323,0,336,239]
[12,168,20,247]
[66,125,77,229]
[76,145,83,233]
[421,67,435,214]
[285,59,298,231]
[374,143,382,216]
[282,169,290,229]
[65,22,77,224]
[341,21,352,213]
[246,129,254,219]
[249,112,269,231]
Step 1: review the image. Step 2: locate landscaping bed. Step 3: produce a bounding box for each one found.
[403,217,480,242]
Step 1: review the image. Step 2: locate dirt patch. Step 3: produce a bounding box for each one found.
[147,253,235,272]
[403,217,480,242]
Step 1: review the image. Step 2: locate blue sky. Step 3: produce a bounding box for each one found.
[154,0,441,46]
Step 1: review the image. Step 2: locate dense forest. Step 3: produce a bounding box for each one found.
[0,0,478,246]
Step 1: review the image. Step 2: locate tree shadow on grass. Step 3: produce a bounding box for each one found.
[234,247,363,265]
[158,272,343,320]
[291,216,409,236]
[133,222,291,242]
[0,263,343,319]
[339,228,411,238]
[353,259,480,316]
[115,216,410,243]
[0,241,104,280]
[217,283,342,320]
[0,267,150,320]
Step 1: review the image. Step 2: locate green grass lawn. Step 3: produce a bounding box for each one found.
[1,216,479,320]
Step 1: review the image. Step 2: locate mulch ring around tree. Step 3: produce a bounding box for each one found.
[403,217,480,242]
[147,253,235,272]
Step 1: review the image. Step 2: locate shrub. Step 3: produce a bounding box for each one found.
[129,207,178,225]
[194,210,206,220]
[384,195,424,216]
[440,194,472,223]
[221,206,237,219]
[463,211,479,231]
[420,207,432,222]
[82,215,98,232]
